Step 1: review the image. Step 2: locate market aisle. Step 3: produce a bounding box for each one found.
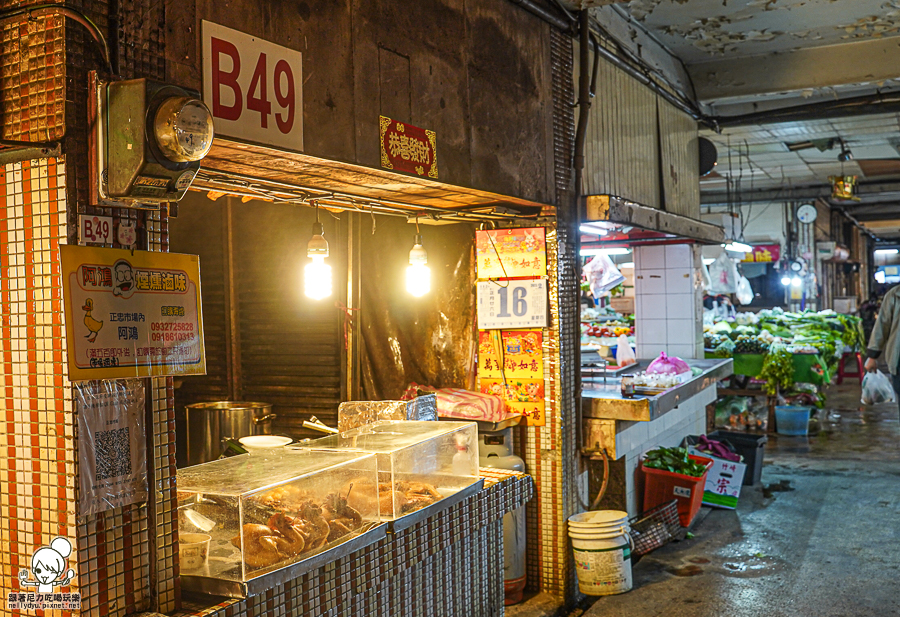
[582,383,900,617]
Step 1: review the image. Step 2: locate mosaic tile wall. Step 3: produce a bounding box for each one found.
[174,470,531,617]
[0,158,78,614]
[0,155,178,617]
[515,26,579,602]
[0,9,65,143]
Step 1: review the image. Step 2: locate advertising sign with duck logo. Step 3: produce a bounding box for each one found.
[60,245,206,380]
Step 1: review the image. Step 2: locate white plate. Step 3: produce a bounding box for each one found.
[238,435,293,448]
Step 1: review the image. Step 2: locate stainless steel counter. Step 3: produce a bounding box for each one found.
[582,358,733,422]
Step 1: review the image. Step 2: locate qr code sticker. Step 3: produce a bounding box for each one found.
[95,427,132,481]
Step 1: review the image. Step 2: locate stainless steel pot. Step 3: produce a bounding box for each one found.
[176,401,275,468]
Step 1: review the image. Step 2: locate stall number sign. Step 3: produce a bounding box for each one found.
[202,21,303,151]
[477,280,548,330]
[79,215,113,245]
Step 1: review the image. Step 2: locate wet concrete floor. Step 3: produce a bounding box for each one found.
[582,382,900,617]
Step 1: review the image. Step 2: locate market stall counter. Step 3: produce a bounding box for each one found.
[581,358,734,517]
[175,468,532,617]
[582,359,734,422]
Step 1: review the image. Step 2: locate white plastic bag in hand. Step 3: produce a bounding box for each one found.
[735,276,753,305]
[861,370,896,405]
[615,334,636,367]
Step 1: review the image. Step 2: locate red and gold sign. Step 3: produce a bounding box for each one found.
[475,227,547,279]
[380,116,438,178]
[477,330,545,426]
[740,244,781,263]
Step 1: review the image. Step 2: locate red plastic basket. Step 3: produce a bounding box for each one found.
[641,454,713,527]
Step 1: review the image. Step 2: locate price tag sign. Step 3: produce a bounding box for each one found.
[79,215,113,244]
[477,279,548,330]
[202,21,303,151]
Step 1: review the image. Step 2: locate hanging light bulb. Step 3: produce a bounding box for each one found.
[304,206,332,300]
[406,220,430,297]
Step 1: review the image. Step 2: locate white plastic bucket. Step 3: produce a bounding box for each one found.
[568,515,634,596]
[568,510,629,528]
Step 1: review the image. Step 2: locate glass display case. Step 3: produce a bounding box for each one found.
[177,449,380,589]
[297,420,480,521]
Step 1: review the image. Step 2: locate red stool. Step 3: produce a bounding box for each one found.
[836,352,864,385]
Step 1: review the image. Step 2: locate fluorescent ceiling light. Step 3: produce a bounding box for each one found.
[579,225,608,236]
[722,242,752,253]
[875,248,899,255]
[581,247,631,256]
[703,258,715,266]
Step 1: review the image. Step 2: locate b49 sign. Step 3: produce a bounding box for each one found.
[202,21,304,152]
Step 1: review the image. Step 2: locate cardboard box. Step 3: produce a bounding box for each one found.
[610,297,635,314]
[687,446,746,509]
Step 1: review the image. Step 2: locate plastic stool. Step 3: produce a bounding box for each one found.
[836,352,864,385]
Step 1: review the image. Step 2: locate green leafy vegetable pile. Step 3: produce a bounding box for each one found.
[758,344,794,395]
[642,447,709,477]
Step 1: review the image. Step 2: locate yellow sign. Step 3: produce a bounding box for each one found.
[61,245,206,380]
[477,330,546,426]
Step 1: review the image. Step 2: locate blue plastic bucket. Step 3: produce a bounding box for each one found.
[775,406,811,436]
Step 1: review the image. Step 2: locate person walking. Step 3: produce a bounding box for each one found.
[859,292,880,346]
[865,285,900,411]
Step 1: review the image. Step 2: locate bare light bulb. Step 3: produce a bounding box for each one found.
[791,277,802,287]
[781,276,791,286]
[406,234,431,297]
[304,221,332,300]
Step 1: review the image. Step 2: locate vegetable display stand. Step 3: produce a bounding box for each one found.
[642,455,713,527]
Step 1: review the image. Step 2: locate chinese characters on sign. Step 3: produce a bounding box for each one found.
[61,245,206,380]
[380,116,438,178]
[475,227,546,279]
[477,280,549,330]
[477,330,545,426]
[740,244,781,264]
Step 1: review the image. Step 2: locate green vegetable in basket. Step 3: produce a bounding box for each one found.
[642,446,708,477]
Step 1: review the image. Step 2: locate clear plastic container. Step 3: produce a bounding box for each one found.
[297,420,480,519]
[177,449,379,582]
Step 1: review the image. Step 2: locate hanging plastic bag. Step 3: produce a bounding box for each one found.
[861,370,896,405]
[708,253,739,295]
[735,276,753,305]
[615,334,636,367]
[583,254,625,298]
[646,352,691,375]
[700,260,712,292]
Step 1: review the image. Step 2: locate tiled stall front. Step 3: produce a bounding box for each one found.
[175,471,532,617]
[613,388,716,516]
[0,159,84,616]
[634,244,704,360]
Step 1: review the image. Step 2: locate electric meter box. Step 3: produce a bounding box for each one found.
[103,78,214,204]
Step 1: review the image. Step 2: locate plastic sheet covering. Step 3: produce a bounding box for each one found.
[75,379,148,517]
[337,395,437,432]
[360,216,476,399]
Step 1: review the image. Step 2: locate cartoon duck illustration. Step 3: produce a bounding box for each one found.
[82,298,103,342]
